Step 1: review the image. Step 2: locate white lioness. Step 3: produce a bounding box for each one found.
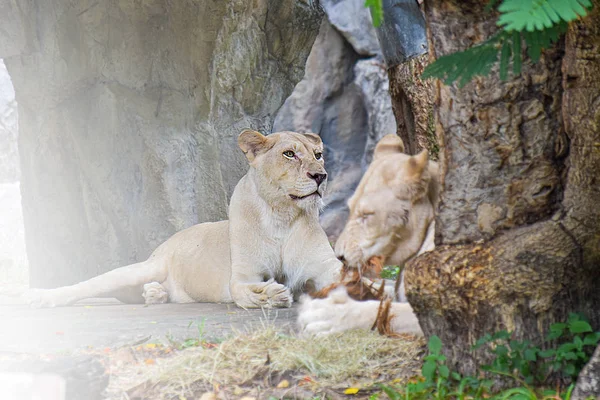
[24,130,341,309]
[298,134,439,335]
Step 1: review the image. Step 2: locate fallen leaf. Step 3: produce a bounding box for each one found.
[344,387,360,395]
[144,358,155,365]
[276,379,289,388]
[145,343,157,349]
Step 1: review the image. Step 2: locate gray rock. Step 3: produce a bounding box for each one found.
[353,57,397,167]
[320,0,380,56]
[274,18,395,241]
[573,345,600,400]
[0,0,322,287]
[0,60,18,183]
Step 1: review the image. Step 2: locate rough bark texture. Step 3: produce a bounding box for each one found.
[573,345,600,400]
[0,0,321,287]
[387,54,436,157]
[404,0,600,375]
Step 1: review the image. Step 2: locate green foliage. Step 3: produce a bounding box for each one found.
[381,265,401,280]
[364,0,384,27]
[376,314,599,399]
[420,0,593,87]
[497,0,591,31]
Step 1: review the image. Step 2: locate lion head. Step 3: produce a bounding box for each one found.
[238,129,328,212]
[334,134,439,268]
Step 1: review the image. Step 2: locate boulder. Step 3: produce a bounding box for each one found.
[0,0,322,287]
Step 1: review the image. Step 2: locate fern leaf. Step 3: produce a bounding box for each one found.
[364,0,384,27]
[499,39,511,81]
[512,31,522,75]
[497,0,591,32]
[422,36,501,88]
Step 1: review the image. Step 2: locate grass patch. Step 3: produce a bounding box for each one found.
[106,328,424,399]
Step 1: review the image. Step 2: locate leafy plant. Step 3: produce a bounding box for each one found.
[375,314,599,400]
[381,265,401,280]
[364,0,594,86]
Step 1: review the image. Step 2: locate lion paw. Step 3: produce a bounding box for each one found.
[22,288,67,308]
[297,287,375,335]
[143,282,169,304]
[235,279,293,308]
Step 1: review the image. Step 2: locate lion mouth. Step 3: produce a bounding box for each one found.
[290,191,321,200]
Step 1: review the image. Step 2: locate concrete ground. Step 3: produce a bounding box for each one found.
[0,298,297,354]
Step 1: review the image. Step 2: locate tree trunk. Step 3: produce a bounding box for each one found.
[387,54,436,158]
[404,0,600,376]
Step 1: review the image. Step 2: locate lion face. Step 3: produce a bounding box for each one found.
[334,134,437,268]
[238,130,327,211]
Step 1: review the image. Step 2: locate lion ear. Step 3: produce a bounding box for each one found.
[408,149,429,177]
[303,133,322,146]
[374,134,405,160]
[238,129,272,162]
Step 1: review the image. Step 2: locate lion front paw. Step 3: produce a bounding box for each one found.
[22,288,69,308]
[142,282,169,304]
[297,287,375,335]
[234,279,293,308]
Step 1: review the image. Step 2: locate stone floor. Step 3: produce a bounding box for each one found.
[0,298,297,354]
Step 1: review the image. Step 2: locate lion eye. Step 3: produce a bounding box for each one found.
[283,150,295,159]
[360,212,375,222]
[314,152,323,160]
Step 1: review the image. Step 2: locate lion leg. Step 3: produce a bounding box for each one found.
[230,276,293,309]
[23,258,168,308]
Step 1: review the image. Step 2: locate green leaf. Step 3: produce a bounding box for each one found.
[495,344,510,357]
[569,320,593,334]
[422,360,437,382]
[451,372,462,381]
[428,335,443,355]
[524,348,537,361]
[474,333,493,349]
[584,332,600,346]
[539,349,556,358]
[563,352,578,360]
[499,38,512,80]
[574,335,584,350]
[438,365,450,379]
[558,342,578,353]
[493,330,512,341]
[512,31,522,75]
[564,363,577,377]
[364,0,384,28]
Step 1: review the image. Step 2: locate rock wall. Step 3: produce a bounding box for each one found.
[0,0,322,287]
[274,0,396,240]
[0,60,18,183]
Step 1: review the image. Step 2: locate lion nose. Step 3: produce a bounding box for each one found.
[307,172,327,186]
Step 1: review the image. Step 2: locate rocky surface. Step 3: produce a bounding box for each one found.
[573,345,600,400]
[0,0,322,287]
[0,60,18,183]
[274,2,396,240]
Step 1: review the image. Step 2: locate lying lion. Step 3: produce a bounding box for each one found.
[24,130,342,309]
[298,134,439,335]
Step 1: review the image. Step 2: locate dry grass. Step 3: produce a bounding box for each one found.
[106,327,424,399]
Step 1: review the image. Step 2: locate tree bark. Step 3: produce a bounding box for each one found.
[404,0,600,376]
[387,54,436,157]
